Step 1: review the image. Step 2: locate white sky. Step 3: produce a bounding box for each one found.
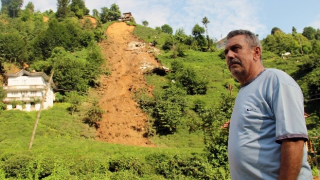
[1,0,320,40]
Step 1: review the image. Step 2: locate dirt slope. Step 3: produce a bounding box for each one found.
[96,22,159,147]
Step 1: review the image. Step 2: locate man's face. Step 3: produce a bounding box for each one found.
[224,35,256,81]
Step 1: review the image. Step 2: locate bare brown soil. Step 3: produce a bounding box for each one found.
[81,16,98,28]
[43,16,49,22]
[95,22,160,147]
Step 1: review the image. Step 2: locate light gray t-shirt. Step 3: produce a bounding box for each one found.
[228,68,312,180]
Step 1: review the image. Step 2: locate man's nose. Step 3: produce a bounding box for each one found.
[226,50,235,59]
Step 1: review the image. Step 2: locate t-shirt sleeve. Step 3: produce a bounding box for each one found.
[273,82,308,144]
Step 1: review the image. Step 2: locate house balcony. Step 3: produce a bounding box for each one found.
[3,96,44,103]
[3,85,47,91]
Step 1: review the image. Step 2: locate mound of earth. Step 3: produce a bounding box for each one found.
[81,16,98,28]
[96,22,160,147]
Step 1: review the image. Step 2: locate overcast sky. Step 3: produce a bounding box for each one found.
[1,0,320,40]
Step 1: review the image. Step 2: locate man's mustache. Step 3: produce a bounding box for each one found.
[228,59,242,67]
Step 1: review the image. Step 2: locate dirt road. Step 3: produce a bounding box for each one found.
[96,22,159,147]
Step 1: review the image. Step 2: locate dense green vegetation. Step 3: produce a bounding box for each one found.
[0,1,320,179]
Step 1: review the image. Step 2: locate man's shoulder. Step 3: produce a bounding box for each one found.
[264,68,301,89]
[265,68,288,76]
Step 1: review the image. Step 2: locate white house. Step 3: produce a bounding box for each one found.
[3,69,56,111]
[216,37,227,50]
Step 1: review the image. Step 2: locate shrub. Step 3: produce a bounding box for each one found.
[2,154,34,178]
[151,153,218,179]
[202,93,234,178]
[153,85,187,134]
[84,99,105,127]
[108,157,145,176]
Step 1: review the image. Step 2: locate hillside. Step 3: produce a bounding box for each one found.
[0,17,319,179]
[96,22,158,147]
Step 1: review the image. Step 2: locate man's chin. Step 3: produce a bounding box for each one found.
[230,68,244,78]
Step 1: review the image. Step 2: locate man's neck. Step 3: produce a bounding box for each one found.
[240,66,265,86]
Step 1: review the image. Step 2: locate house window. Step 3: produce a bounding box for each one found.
[30,91,37,96]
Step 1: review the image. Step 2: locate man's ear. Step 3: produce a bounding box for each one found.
[253,46,261,61]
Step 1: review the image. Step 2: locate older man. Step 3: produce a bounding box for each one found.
[225,30,312,180]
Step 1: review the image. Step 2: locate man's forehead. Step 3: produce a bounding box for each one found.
[225,35,247,48]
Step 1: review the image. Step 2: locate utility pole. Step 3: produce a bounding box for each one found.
[229,84,232,96]
[29,71,54,149]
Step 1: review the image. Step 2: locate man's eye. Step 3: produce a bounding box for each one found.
[224,50,228,55]
[232,47,239,52]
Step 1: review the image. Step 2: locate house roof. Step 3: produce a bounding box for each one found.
[5,69,57,89]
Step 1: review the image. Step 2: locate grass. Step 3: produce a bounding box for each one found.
[134,24,170,49]
[154,49,239,108]
[0,103,208,179]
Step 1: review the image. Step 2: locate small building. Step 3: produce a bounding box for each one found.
[3,69,56,111]
[119,12,133,22]
[216,37,227,50]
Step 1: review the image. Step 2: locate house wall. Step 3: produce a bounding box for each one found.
[8,76,45,86]
[4,75,54,111]
[216,37,227,50]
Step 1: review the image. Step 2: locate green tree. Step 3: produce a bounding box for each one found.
[32,19,71,59]
[302,26,316,40]
[262,31,308,55]
[203,93,234,174]
[153,84,187,134]
[202,17,210,37]
[65,91,84,115]
[69,0,89,19]
[202,16,210,48]
[0,32,27,63]
[56,0,70,19]
[108,3,121,21]
[1,0,23,17]
[293,33,312,55]
[312,40,320,55]
[171,60,208,95]
[142,20,148,27]
[192,24,205,38]
[161,24,173,35]
[99,7,109,23]
[92,9,99,17]
[315,29,320,40]
[174,28,187,43]
[271,27,282,35]
[292,26,297,34]
[192,23,206,49]
[20,2,34,21]
[155,26,162,34]
[25,1,34,13]
[50,47,89,93]
[84,99,105,127]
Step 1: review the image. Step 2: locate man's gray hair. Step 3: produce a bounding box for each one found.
[226,30,261,48]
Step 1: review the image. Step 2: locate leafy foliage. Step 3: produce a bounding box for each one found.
[153,85,187,134]
[0,0,23,18]
[202,93,234,176]
[191,24,207,50]
[65,91,84,115]
[84,99,105,127]
[302,26,316,40]
[0,32,27,63]
[100,4,121,23]
[69,0,89,19]
[161,24,173,35]
[142,20,148,27]
[171,60,208,95]
[271,27,282,35]
[56,0,71,19]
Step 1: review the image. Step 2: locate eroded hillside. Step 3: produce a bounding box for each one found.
[96,22,159,147]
